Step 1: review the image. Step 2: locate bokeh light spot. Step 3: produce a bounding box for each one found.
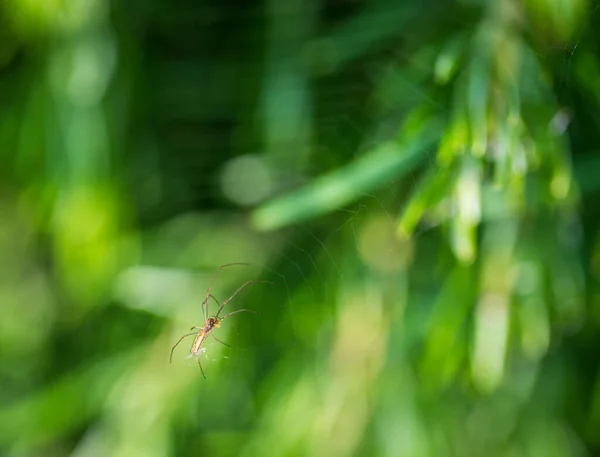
[220,155,273,206]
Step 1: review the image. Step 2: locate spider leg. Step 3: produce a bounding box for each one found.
[220,308,261,320]
[216,280,273,318]
[169,332,198,363]
[199,294,221,321]
[197,357,206,379]
[212,333,230,347]
[202,264,248,319]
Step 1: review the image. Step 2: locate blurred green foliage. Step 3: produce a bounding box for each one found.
[1,0,600,456]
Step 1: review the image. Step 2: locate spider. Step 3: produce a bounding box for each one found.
[169,263,271,378]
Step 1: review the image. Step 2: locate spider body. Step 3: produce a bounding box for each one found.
[170,263,271,378]
[190,318,221,356]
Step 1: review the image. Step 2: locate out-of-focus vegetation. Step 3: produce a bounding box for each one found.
[1,0,600,455]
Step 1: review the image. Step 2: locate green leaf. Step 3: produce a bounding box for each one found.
[252,111,443,231]
[397,163,456,237]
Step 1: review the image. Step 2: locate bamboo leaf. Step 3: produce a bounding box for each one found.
[252,111,443,231]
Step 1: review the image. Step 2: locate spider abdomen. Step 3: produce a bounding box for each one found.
[191,332,209,356]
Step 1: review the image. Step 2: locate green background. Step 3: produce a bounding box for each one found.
[1,0,600,456]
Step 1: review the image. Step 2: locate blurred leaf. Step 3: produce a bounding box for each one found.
[252,109,443,231]
[524,0,589,44]
[466,30,491,157]
[420,265,474,392]
[397,163,456,237]
[449,158,482,264]
[434,32,467,85]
